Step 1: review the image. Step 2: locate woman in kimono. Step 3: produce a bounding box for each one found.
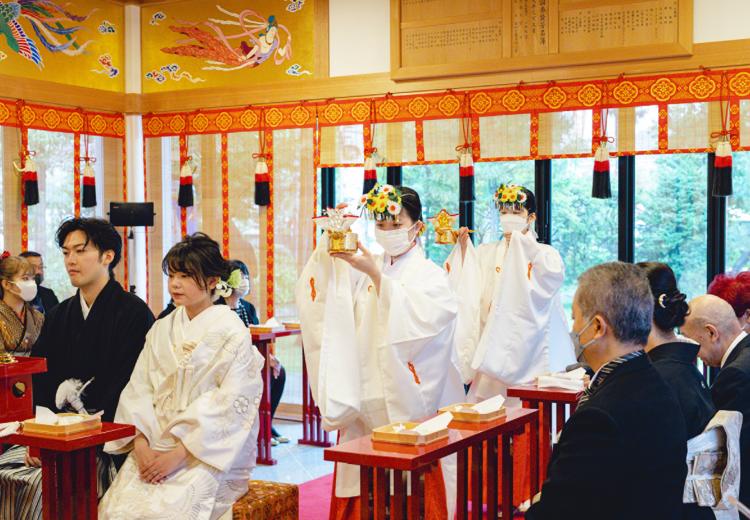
[99,233,264,520]
[296,185,465,520]
[446,183,575,509]
[0,253,43,356]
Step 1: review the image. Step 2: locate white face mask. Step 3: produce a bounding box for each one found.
[500,214,529,234]
[12,279,38,302]
[236,279,250,297]
[375,223,418,257]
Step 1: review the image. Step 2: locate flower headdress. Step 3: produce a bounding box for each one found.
[358,183,403,221]
[493,183,528,211]
[214,268,243,299]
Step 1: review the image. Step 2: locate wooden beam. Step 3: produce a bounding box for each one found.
[0,74,127,112]
[139,38,750,113]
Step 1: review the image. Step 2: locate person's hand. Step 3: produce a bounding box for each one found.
[269,353,281,379]
[133,435,159,478]
[457,227,470,257]
[330,242,381,291]
[24,447,41,468]
[141,444,188,484]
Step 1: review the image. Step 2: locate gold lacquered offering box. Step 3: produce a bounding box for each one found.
[438,403,506,423]
[22,413,102,438]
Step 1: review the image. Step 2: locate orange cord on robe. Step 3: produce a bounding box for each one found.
[329,462,448,520]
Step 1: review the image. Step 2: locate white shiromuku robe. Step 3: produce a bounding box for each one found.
[98,305,264,520]
[295,240,465,505]
[446,230,576,402]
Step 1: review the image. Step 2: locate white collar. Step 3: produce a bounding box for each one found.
[721,331,748,368]
[80,292,91,320]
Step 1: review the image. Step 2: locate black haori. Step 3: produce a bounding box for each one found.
[458,148,475,202]
[82,161,97,208]
[362,154,377,195]
[178,158,194,208]
[712,140,733,197]
[254,156,270,206]
[592,142,612,199]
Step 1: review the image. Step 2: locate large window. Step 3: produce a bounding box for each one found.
[334,166,386,252]
[27,130,75,300]
[402,164,458,267]
[727,152,750,273]
[475,161,535,245]
[552,158,619,312]
[635,154,707,299]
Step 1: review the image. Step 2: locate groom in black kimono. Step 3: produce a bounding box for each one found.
[31,217,154,421]
[0,218,154,520]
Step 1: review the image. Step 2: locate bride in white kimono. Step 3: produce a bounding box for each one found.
[99,233,264,520]
[447,183,575,400]
[296,185,464,520]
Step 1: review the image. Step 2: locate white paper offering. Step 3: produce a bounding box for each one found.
[472,394,506,414]
[35,406,59,425]
[412,412,453,435]
[0,421,20,437]
[57,415,86,426]
[537,376,585,391]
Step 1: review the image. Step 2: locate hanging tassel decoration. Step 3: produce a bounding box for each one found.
[254,154,270,205]
[254,108,271,206]
[458,92,475,202]
[712,72,734,197]
[458,145,475,202]
[362,147,378,194]
[16,152,39,206]
[178,155,195,207]
[82,159,97,207]
[713,139,733,196]
[592,139,612,199]
[592,82,613,199]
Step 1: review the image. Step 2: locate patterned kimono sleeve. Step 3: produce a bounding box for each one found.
[166,333,264,472]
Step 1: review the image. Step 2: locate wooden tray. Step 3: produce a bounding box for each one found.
[22,413,102,438]
[371,422,449,446]
[283,322,301,330]
[250,326,285,334]
[439,403,506,423]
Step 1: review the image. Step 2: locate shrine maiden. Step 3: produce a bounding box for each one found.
[99,233,264,520]
[448,183,575,400]
[296,185,464,519]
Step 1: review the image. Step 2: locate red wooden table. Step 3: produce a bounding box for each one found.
[324,408,538,520]
[506,385,582,487]
[6,422,134,520]
[0,356,47,423]
[252,328,331,465]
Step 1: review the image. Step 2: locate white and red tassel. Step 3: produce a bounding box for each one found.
[458,147,475,202]
[178,157,195,208]
[17,153,39,206]
[713,139,733,197]
[254,155,270,206]
[592,141,612,199]
[363,152,377,194]
[82,159,97,208]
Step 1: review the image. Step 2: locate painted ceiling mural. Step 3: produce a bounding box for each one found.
[141,0,314,93]
[0,0,124,91]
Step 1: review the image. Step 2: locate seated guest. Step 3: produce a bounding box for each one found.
[682,294,750,505]
[526,262,687,520]
[639,262,716,520]
[0,218,154,520]
[0,253,44,356]
[708,271,750,332]
[19,251,59,314]
[224,259,288,445]
[99,233,264,519]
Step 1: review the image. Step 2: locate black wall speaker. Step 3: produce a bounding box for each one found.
[109,202,155,227]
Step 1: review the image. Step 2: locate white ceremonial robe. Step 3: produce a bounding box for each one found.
[295,240,465,505]
[446,230,576,401]
[98,305,264,520]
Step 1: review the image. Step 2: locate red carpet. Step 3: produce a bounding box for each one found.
[299,473,333,520]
